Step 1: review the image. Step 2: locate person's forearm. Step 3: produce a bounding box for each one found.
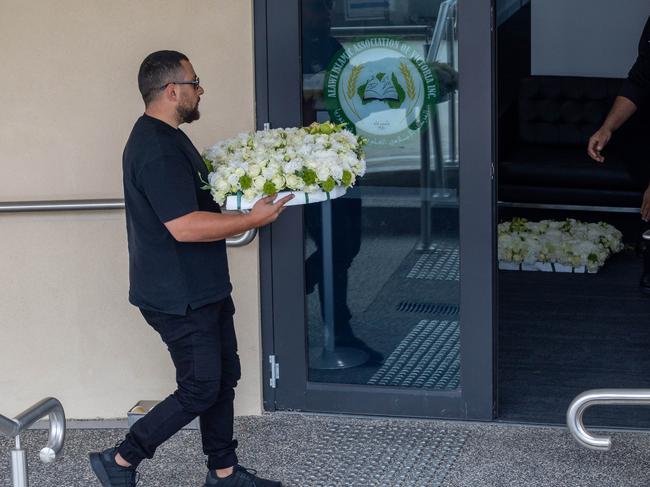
[167,211,258,243]
[602,96,638,132]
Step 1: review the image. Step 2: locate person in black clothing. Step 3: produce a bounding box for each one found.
[588,17,650,292]
[88,51,291,487]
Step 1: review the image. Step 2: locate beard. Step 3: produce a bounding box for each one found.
[176,99,200,124]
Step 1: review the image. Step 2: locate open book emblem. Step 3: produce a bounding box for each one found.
[363,74,399,101]
[324,37,440,142]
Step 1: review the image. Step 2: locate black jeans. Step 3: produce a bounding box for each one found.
[118,296,241,470]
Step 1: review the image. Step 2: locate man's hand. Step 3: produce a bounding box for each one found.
[587,127,612,162]
[642,185,650,222]
[163,194,294,242]
[248,194,294,227]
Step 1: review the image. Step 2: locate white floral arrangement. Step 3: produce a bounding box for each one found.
[201,122,367,210]
[498,218,623,273]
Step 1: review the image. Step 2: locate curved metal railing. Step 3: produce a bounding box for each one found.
[0,199,257,248]
[567,389,650,450]
[0,397,66,487]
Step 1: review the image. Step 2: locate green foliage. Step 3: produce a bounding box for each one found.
[202,157,213,172]
[342,170,353,187]
[197,171,211,190]
[306,121,347,135]
[263,181,277,195]
[509,217,529,233]
[322,177,336,192]
[239,175,252,190]
[300,168,317,185]
[560,220,574,233]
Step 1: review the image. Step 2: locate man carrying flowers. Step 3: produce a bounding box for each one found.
[88,50,291,487]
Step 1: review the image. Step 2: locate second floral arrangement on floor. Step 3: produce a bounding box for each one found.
[498,218,624,273]
[201,122,367,210]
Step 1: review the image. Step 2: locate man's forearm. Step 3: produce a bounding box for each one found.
[165,211,258,243]
[602,96,638,132]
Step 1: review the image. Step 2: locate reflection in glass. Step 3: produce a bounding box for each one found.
[302,0,460,389]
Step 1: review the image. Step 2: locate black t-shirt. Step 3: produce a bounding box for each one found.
[620,16,650,108]
[123,114,231,315]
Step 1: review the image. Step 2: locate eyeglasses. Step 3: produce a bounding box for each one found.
[159,77,201,90]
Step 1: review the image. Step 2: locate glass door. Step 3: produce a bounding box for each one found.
[258,0,495,419]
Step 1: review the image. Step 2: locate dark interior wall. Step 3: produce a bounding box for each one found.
[496,3,531,168]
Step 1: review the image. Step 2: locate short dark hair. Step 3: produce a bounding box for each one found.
[138,50,189,105]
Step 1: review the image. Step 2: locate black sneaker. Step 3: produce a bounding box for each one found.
[204,465,282,487]
[88,446,139,486]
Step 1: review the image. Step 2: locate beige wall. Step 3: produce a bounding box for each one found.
[0,1,262,418]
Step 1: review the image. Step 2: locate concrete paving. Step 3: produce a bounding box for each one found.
[1,413,649,486]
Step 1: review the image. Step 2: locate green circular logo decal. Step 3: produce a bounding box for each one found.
[324,38,439,145]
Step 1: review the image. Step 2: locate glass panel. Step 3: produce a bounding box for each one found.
[302,0,460,389]
[496,0,650,428]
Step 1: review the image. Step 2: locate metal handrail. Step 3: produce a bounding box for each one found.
[427,0,457,63]
[0,397,66,463]
[567,389,650,450]
[1,397,66,487]
[0,199,125,212]
[0,199,257,248]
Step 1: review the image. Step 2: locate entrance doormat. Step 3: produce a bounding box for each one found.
[368,319,460,389]
[286,420,468,487]
[407,243,460,281]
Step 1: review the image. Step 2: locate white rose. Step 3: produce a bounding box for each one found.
[272,175,286,190]
[330,165,343,180]
[317,166,330,181]
[285,174,305,190]
[243,189,257,202]
[211,190,226,205]
[215,179,230,192]
[262,166,277,179]
[284,158,303,174]
[253,176,267,191]
[248,164,261,177]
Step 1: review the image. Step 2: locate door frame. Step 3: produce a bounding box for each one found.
[255,0,496,420]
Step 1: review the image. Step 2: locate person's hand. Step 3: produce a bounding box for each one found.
[248,193,294,227]
[587,127,612,162]
[642,184,650,222]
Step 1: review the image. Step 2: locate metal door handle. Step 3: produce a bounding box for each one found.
[567,389,650,450]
